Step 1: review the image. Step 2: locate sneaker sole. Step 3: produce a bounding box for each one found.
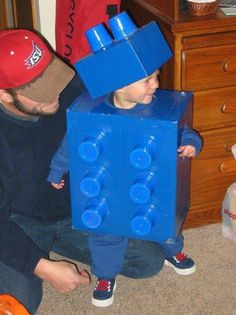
[92,282,116,307]
[164,260,196,276]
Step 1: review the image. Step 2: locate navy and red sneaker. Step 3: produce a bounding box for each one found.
[92,278,116,307]
[165,252,196,275]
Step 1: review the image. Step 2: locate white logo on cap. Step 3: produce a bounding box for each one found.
[25,41,44,69]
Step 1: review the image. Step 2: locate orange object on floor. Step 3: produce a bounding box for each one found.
[0,294,30,315]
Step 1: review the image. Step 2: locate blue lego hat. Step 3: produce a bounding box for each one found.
[74,11,173,99]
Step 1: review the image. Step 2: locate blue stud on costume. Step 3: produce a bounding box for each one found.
[74,11,172,99]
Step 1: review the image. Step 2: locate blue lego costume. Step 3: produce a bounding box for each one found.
[48,12,202,279]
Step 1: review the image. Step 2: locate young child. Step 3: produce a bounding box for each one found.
[47,12,202,308]
[47,70,202,306]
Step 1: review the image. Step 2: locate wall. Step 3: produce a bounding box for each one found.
[36,0,56,49]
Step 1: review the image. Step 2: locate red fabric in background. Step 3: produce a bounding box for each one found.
[55,0,120,64]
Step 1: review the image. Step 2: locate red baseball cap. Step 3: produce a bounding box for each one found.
[0,29,75,102]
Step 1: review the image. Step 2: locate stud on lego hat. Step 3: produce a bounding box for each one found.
[0,29,75,102]
[74,11,173,99]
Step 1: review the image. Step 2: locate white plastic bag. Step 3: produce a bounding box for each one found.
[221,182,236,242]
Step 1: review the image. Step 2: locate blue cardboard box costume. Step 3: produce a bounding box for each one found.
[67,12,193,243]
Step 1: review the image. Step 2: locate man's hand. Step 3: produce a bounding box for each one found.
[34,258,90,292]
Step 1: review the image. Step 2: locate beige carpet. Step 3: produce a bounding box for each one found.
[36,223,236,315]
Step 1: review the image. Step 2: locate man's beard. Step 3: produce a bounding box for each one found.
[13,95,59,116]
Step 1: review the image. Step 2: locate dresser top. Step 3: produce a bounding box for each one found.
[172,10,236,33]
[123,0,236,35]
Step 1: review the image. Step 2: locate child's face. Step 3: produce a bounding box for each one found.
[114,70,159,109]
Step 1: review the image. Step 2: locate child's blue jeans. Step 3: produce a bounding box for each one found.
[88,232,183,278]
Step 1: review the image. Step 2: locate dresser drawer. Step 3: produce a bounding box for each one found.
[189,126,236,218]
[182,45,236,91]
[193,86,236,131]
[198,125,236,159]
[182,31,236,50]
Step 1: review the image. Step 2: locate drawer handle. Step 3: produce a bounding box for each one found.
[221,103,236,114]
[223,60,236,72]
[219,160,236,173]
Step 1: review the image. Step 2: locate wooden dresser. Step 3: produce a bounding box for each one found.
[122,0,236,228]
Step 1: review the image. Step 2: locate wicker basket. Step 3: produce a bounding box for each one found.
[187,0,218,16]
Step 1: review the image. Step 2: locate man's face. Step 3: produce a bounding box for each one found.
[13,93,60,116]
[117,70,159,108]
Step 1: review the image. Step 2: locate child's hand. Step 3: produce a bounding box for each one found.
[51,179,65,189]
[177,145,196,158]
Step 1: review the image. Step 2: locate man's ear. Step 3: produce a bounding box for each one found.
[0,89,14,103]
